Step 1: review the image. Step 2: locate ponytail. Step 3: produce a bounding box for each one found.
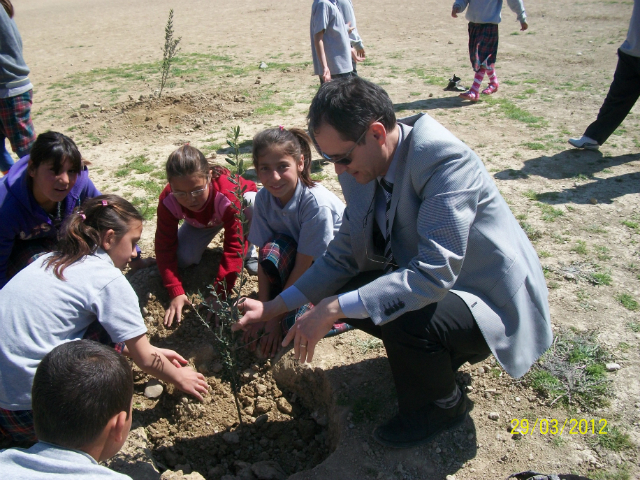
[1,0,14,17]
[252,127,316,188]
[46,195,143,280]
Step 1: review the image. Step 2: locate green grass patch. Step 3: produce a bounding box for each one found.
[352,338,384,355]
[484,97,546,125]
[115,155,155,177]
[591,425,634,452]
[616,293,639,311]
[404,66,447,86]
[621,220,638,230]
[594,245,611,261]
[523,142,546,150]
[524,329,613,409]
[590,272,612,286]
[539,203,564,222]
[571,240,588,255]
[520,221,542,241]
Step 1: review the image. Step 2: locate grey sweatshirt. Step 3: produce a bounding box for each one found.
[453,0,526,24]
[0,8,32,96]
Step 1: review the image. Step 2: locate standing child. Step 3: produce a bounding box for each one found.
[335,0,366,74]
[452,0,528,102]
[0,195,208,443]
[247,126,345,357]
[310,0,353,84]
[155,145,257,327]
[0,0,36,175]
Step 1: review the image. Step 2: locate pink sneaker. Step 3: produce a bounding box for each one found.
[459,91,479,102]
[481,84,499,95]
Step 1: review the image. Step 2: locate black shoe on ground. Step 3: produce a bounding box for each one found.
[372,393,471,448]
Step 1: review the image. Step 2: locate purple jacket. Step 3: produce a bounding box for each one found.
[0,156,101,288]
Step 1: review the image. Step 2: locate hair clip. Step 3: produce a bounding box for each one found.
[101,200,108,206]
[78,212,86,221]
[279,125,284,131]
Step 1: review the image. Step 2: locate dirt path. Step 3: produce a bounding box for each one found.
[9,0,640,478]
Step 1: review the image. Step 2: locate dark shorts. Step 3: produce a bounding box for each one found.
[0,90,36,160]
[468,22,499,71]
[5,237,57,283]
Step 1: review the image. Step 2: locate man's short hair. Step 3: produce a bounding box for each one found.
[32,340,133,449]
[307,76,397,144]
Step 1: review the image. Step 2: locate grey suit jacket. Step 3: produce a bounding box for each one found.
[295,113,552,378]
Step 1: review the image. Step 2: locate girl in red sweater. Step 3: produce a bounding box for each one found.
[155,145,257,326]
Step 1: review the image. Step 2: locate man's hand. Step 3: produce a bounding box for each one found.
[164,294,190,327]
[282,296,344,363]
[259,316,284,358]
[451,6,460,17]
[520,21,528,31]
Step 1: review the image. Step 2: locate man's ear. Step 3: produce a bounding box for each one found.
[370,122,387,146]
[101,229,116,251]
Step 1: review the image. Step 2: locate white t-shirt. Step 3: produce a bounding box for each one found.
[0,442,132,479]
[248,180,345,259]
[0,249,147,410]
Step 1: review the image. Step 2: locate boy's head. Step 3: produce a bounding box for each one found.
[32,340,133,458]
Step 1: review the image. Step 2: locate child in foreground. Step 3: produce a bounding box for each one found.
[452,0,528,101]
[0,340,135,479]
[155,145,258,327]
[246,126,345,357]
[0,195,208,443]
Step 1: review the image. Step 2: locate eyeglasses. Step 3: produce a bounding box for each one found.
[313,116,383,166]
[171,184,208,200]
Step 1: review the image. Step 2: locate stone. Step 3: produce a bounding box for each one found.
[606,362,621,371]
[254,383,268,396]
[275,397,292,415]
[255,414,268,427]
[223,431,240,444]
[446,476,457,480]
[254,397,272,414]
[192,344,215,365]
[488,412,500,421]
[465,385,474,392]
[259,62,268,69]
[589,197,598,205]
[70,112,79,118]
[251,460,286,480]
[211,362,223,373]
[144,379,164,399]
[80,103,89,108]
[161,471,206,480]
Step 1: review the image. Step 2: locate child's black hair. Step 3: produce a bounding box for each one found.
[32,340,133,449]
[252,127,316,188]
[45,194,143,280]
[28,131,83,176]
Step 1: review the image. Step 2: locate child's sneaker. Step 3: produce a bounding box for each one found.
[481,84,498,95]
[568,135,599,150]
[459,91,479,102]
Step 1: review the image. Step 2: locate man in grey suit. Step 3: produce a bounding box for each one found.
[233,77,552,448]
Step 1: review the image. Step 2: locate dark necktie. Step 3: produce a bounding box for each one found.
[380,178,396,272]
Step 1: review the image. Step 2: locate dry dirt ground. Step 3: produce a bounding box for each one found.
[6,0,640,478]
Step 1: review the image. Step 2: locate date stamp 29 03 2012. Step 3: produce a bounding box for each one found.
[510,418,609,436]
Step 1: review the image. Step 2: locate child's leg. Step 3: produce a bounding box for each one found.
[482,65,499,94]
[0,407,36,443]
[258,234,298,296]
[176,222,223,268]
[0,91,37,160]
[460,68,486,101]
[0,137,15,174]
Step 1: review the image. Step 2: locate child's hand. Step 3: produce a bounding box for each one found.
[520,21,528,31]
[346,21,355,34]
[164,294,191,327]
[322,67,331,83]
[259,317,283,358]
[451,6,460,18]
[351,47,366,63]
[156,348,188,368]
[175,366,209,401]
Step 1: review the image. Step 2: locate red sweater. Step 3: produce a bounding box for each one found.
[155,172,257,299]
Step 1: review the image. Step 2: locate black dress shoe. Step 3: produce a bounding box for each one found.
[372,393,470,448]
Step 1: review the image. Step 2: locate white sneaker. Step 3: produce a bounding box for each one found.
[568,136,599,150]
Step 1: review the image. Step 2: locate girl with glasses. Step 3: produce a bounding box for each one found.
[155,144,257,327]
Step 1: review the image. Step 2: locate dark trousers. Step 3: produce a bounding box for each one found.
[585,49,640,145]
[337,272,491,414]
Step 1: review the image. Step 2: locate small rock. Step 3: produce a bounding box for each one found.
[93,102,101,107]
[467,433,474,440]
[515,397,521,402]
[223,431,240,444]
[488,412,500,421]
[577,52,582,56]
[446,476,456,480]
[70,112,79,118]
[435,447,442,454]
[251,460,286,480]
[448,40,453,44]
[255,384,268,396]
[80,103,89,108]
[211,362,223,373]
[259,62,268,69]
[606,363,621,371]
[276,397,292,415]
[477,367,485,375]
[145,116,152,121]
[144,379,163,399]
[254,397,272,414]
[254,414,268,427]
[465,385,474,393]
[157,123,163,130]
[142,307,149,316]
[589,197,598,205]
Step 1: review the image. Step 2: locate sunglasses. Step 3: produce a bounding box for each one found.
[314,116,383,166]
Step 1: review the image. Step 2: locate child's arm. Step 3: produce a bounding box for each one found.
[451,0,468,17]
[314,30,332,83]
[125,334,209,400]
[506,0,527,29]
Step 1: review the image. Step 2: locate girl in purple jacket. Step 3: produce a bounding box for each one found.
[0,132,100,288]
